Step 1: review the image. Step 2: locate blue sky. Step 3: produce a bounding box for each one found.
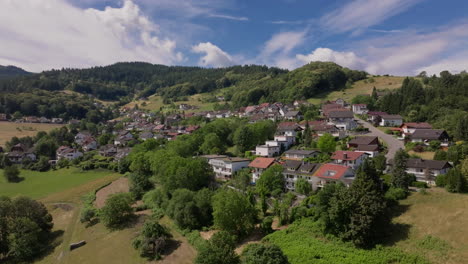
[1,0,468,75]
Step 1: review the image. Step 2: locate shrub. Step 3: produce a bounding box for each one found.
[260,216,274,235]
[384,129,392,134]
[80,207,97,225]
[100,193,135,229]
[3,165,21,182]
[435,174,446,187]
[413,145,426,153]
[411,181,428,189]
[385,187,407,201]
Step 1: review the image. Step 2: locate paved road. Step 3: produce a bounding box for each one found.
[355,117,404,160]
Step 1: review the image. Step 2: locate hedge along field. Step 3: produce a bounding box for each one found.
[264,218,429,264]
[0,168,119,199]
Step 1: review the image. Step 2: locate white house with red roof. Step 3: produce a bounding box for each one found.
[313,163,355,189]
[248,157,276,183]
[331,151,367,169]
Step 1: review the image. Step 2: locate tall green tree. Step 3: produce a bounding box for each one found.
[133,218,172,260]
[317,133,336,153]
[391,149,412,190]
[100,193,134,229]
[256,164,284,197]
[445,168,467,193]
[212,189,258,237]
[195,231,239,264]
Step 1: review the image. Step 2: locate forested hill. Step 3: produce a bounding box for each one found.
[0,61,367,106]
[0,65,31,79]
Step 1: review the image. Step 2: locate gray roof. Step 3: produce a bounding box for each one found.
[348,136,378,146]
[284,149,319,156]
[328,110,354,118]
[284,111,301,117]
[380,114,402,120]
[406,158,451,170]
[283,160,302,170]
[411,129,448,140]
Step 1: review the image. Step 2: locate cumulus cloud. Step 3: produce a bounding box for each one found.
[192,42,235,67]
[296,48,366,69]
[415,54,468,75]
[0,0,183,71]
[321,0,423,33]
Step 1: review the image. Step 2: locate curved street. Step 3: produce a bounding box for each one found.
[355,117,404,161]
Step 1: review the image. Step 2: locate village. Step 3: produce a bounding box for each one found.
[1,96,454,192]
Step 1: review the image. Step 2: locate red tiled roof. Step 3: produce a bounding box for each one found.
[314,164,350,180]
[331,151,364,161]
[248,157,276,169]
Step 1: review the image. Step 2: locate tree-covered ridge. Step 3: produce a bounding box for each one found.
[0,61,366,106]
[376,72,468,140]
[0,65,31,79]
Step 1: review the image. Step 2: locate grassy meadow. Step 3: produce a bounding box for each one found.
[266,188,468,264]
[0,121,64,147]
[308,76,406,104]
[0,168,119,199]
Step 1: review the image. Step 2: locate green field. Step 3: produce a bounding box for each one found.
[308,76,406,104]
[0,168,119,199]
[265,188,468,264]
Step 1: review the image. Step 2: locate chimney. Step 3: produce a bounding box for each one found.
[343,153,348,159]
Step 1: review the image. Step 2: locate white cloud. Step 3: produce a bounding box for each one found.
[0,0,183,71]
[208,14,249,21]
[263,31,306,56]
[192,42,235,67]
[270,20,304,25]
[296,48,366,69]
[415,54,468,75]
[321,0,423,33]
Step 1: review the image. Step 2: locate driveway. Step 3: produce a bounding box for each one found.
[355,117,404,160]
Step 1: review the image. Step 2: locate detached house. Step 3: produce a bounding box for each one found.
[249,157,276,183]
[327,110,357,130]
[284,111,303,121]
[282,160,322,191]
[81,137,98,152]
[410,129,450,146]
[99,144,118,157]
[56,146,82,160]
[352,104,368,114]
[347,136,379,148]
[75,132,92,145]
[331,151,367,169]
[255,144,280,158]
[379,114,403,127]
[114,131,134,146]
[202,156,251,180]
[400,122,432,135]
[313,163,355,189]
[284,149,320,160]
[405,158,452,185]
[7,144,36,164]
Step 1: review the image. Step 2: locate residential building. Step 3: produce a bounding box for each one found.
[204,156,251,180]
[282,160,322,191]
[56,146,82,160]
[347,136,379,148]
[139,131,154,141]
[410,129,450,146]
[313,163,355,189]
[276,122,302,138]
[405,158,452,185]
[379,114,403,127]
[352,104,368,114]
[355,144,380,158]
[284,149,320,160]
[75,132,92,145]
[115,148,132,161]
[255,144,280,157]
[6,144,36,163]
[248,157,276,183]
[331,151,367,169]
[400,122,432,134]
[81,137,98,151]
[114,131,134,146]
[284,111,303,121]
[327,110,357,130]
[367,111,388,123]
[99,144,118,157]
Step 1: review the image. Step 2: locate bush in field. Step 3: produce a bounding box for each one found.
[100,193,134,229]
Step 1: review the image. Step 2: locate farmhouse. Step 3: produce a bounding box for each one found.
[379,114,403,127]
[6,144,36,163]
[249,157,276,183]
[405,158,452,185]
[331,151,367,169]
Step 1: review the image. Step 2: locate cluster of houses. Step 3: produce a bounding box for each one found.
[0,114,65,124]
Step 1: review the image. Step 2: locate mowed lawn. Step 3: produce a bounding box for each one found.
[0,168,119,199]
[0,121,64,146]
[393,188,468,264]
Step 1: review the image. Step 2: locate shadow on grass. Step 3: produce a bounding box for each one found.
[33,229,65,262]
[162,239,182,256]
[382,203,412,246]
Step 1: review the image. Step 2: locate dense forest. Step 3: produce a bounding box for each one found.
[0,62,366,112]
[375,72,468,141]
[0,65,31,79]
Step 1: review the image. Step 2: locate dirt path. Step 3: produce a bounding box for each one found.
[94,177,130,208]
[355,116,404,160]
[157,217,197,264]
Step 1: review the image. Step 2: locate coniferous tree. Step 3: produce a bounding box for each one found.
[391,149,412,190]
